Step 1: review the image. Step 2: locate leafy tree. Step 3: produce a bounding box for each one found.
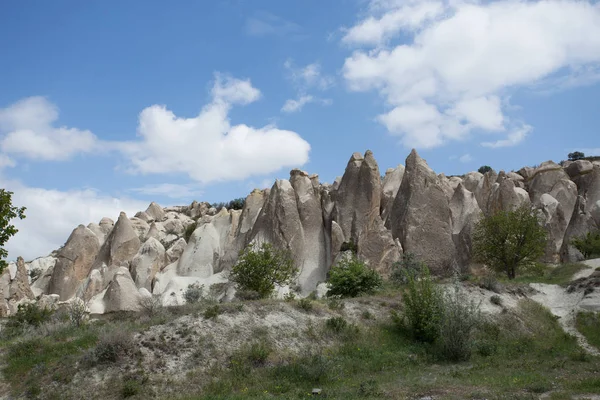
[327,255,382,298]
[472,205,546,279]
[230,243,297,299]
[0,189,26,273]
[211,197,246,211]
[478,165,492,174]
[568,151,585,161]
[571,230,600,259]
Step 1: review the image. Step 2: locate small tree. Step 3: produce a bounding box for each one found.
[568,151,585,161]
[472,205,547,279]
[571,230,600,259]
[230,243,297,299]
[401,265,443,343]
[0,189,26,273]
[478,165,492,174]
[327,255,382,298]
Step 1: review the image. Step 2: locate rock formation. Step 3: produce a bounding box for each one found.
[4,149,599,315]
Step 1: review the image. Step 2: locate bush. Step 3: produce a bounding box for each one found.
[339,239,358,254]
[568,151,585,161]
[325,316,348,333]
[246,340,272,366]
[472,205,547,279]
[490,295,503,306]
[184,223,196,242]
[296,298,314,312]
[479,273,501,293]
[391,252,425,284]
[138,294,163,317]
[211,197,246,211]
[230,243,298,299]
[203,305,221,320]
[327,255,382,298]
[67,299,88,327]
[184,283,204,304]
[92,329,135,364]
[7,303,54,330]
[437,279,481,361]
[401,265,443,343]
[571,230,600,259]
[478,165,492,174]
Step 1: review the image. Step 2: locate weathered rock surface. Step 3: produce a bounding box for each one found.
[12,149,600,313]
[390,150,455,274]
[47,225,100,301]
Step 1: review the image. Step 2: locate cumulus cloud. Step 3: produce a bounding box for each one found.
[130,183,203,200]
[282,60,334,113]
[120,74,311,183]
[2,178,148,260]
[459,153,472,163]
[245,11,302,38]
[0,97,99,161]
[342,0,600,149]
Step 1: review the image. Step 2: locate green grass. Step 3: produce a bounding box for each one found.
[178,300,600,400]
[1,325,98,396]
[576,312,600,349]
[507,262,587,285]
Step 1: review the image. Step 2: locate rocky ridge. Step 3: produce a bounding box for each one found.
[3,150,600,314]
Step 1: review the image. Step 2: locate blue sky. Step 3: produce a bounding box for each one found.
[1,0,600,260]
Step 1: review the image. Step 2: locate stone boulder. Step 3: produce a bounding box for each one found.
[131,237,166,291]
[565,160,594,178]
[561,196,599,262]
[109,212,141,267]
[462,172,483,193]
[47,225,100,301]
[166,238,187,263]
[9,257,34,302]
[450,184,482,268]
[145,202,165,222]
[381,165,404,223]
[103,268,141,313]
[332,151,400,274]
[528,161,570,205]
[474,170,498,215]
[538,194,569,263]
[390,150,455,274]
[487,176,530,214]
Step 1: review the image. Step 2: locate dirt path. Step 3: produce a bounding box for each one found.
[529,258,600,356]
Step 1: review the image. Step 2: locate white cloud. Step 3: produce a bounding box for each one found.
[342,0,600,149]
[1,178,148,260]
[281,95,332,113]
[282,95,315,113]
[459,153,472,163]
[342,1,445,45]
[284,59,335,91]
[120,74,311,183]
[130,183,203,200]
[482,125,532,148]
[0,97,98,161]
[245,11,302,38]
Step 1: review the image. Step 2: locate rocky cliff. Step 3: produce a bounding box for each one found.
[4,150,600,314]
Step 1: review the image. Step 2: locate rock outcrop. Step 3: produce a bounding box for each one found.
[7,149,600,314]
[390,150,456,274]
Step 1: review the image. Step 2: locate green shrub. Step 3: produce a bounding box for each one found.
[327,255,382,298]
[401,265,443,343]
[576,312,600,349]
[390,252,425,284]
[339,239,358,254]
[571,230,600,259]
[7,303,54,330]
[283,292,296,302]
[325,316,348,333]
[138,294,163,317]
[437,279,481,361]
[327,298,344,311]
[91,329,135,364]
[184,223,196,242]
[121,379,141,398]
[246,340,272,366]
[211,197,246,211]
[67,299,88,327]
[184,283,204,304]
[478,165,492,174]
[568,151,585,161]
[296,298,313,312]
[490,295,503,306]
[203,305,220,320]
[479,273,500,293]
[230,243,298,299]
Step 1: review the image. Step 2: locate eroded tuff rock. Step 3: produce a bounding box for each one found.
[12,149,600,313]
[390,150,455,274]
[47,225,100,301]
